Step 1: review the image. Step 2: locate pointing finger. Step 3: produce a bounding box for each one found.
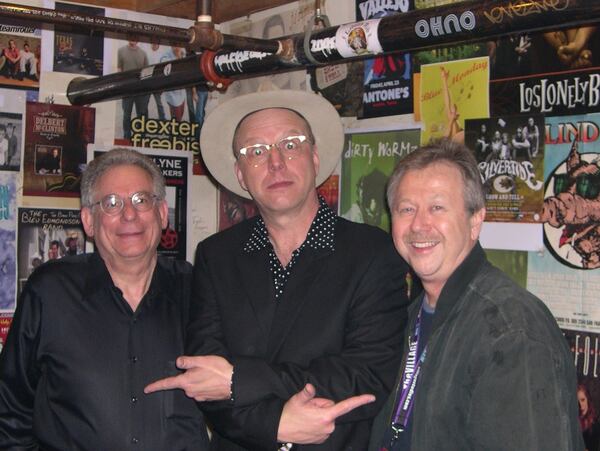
[144,375,184,394]
[330,394,375,419]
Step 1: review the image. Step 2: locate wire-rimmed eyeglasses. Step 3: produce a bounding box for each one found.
[91,191,160,216]
[237,135,311,167]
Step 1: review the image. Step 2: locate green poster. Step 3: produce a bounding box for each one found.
[341,129,420,231]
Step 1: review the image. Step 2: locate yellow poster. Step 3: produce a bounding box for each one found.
[419,57,490,145]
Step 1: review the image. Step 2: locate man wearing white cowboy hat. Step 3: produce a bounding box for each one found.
[146,89,412,450]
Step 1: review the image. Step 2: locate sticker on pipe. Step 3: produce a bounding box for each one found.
[336,19,383,58]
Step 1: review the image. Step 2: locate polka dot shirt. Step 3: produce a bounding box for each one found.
[243,196,336,300]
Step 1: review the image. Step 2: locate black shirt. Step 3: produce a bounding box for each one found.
[243,196,336,299]
[0,253,209,450]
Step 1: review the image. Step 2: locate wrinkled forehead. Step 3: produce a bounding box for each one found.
[235,107,309,139]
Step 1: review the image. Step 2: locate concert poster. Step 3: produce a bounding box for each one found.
[341,128,420,232]
[0,313,12,353]
[90,146,191,261]
[16,207,85,300]
[0,17,42,90]
[53,2,104,76]
[563,328,600,451]
[23,102,95,198]
[0,111,23,171]
[419,57,489,145]
[464,114,545,222]
[526,112,600,332]
[0,172,17,312]
[355,0,414,118]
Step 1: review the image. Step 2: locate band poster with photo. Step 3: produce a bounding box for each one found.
[464,114,545,223]
[89,146,191,261]
[22,101,95,198]
[16,206,85,301]
[341,128,420,232]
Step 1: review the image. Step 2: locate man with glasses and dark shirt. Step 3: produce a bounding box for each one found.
[0,148,208,450]
[145,90,412,450]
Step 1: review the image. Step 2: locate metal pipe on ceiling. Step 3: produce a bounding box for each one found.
[67,0,600,105]
[0,0,599,105]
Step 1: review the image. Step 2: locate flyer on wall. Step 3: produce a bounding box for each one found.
[16,206,85,300]
[527,112,600,332]
[355,0,414,118]
[23,102,95,198]
[89,145,191,261]
[419,57,489,145]
[464,114,545,222]
[341,128,420,232]
[0,172,17,313]
[563,328,600,451]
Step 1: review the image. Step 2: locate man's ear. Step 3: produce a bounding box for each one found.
[470,207,486,241]
[234,161,249,193]
[81,207,94,238]
[158,200,169,229]
[311,144,320,177]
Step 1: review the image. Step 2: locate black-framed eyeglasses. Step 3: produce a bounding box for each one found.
[91,191,160,216]
[237,135,311,167]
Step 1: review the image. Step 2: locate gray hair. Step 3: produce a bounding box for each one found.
[387,138,485,215]
[80,148,165,208]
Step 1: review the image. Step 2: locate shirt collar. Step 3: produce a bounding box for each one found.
[243,196,336,253]
[84,252,172,308]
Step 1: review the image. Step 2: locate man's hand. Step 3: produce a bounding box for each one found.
[144,355,233,402]
[277,383,375,445]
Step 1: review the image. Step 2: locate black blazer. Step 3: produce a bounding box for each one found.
[187,216,410,450]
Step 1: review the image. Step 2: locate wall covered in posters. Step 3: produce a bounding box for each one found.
[0,0,598,435]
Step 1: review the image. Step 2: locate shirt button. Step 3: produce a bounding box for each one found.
[131,396,138,403]
[131,356,138,363]
[131,437,139,444]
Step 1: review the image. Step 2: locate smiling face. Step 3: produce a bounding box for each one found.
[390,162,485,304]
[81,164,167,268]
[233,108,320,218]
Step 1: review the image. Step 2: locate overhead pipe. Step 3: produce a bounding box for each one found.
[9,0,584,105]
[0,1,280,52]
[67,0,600,105]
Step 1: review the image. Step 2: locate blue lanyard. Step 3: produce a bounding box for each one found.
[389,307,428,443]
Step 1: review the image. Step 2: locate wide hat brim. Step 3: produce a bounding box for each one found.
[200,90,344,199]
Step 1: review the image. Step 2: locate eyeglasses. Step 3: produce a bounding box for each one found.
[237,135,311,167]
[91,191,160,216]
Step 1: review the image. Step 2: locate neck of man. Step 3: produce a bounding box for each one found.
[104,252,157,312]
[262,191,320,267]
[423,284,442,310]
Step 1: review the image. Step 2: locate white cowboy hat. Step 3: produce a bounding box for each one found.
[200,90,344,199]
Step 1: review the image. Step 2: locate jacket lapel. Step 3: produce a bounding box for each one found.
[236,247,276,340]
[266,246,332,357]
